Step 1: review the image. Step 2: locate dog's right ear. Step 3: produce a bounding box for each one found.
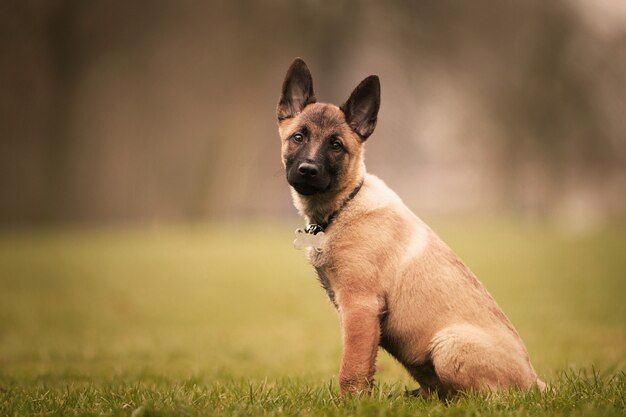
[277,58,316,121]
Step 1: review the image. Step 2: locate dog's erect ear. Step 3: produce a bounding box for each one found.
[277,58,316,121]
[340,75,380,139]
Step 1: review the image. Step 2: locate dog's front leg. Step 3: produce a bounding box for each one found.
[336,292,382,395]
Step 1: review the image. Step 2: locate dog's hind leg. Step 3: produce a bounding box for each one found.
[428,324,539,394]
[406,360,451,399]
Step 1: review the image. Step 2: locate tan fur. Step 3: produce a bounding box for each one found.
[278,79,544,398]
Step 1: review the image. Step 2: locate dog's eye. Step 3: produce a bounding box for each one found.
[330,138,343,151]
[292,133,304,143]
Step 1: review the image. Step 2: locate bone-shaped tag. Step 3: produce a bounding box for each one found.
[293,228,326,252]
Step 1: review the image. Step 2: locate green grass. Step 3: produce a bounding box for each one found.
[0,218,624,416]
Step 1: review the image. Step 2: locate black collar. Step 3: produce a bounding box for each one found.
[306,178,365,234]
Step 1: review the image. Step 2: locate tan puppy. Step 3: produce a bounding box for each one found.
[277,58,545,397]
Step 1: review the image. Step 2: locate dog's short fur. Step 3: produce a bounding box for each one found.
[277,58,545,397]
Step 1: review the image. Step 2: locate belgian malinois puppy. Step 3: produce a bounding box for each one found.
[277,58,545,397]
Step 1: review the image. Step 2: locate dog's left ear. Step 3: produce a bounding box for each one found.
[341,75,380,140]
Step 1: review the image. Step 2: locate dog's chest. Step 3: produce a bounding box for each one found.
[313,266,337,308]
[308,250,338,308]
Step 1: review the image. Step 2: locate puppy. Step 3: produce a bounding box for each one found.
[277,58,545,397]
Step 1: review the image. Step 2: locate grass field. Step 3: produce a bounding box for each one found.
[0,218,624,416]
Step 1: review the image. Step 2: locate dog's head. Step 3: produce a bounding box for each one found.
[277,58,380,196]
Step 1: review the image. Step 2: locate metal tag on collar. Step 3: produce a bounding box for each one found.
[293,224,326,252]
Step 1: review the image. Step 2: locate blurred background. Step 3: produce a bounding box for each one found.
[1,0,625,228]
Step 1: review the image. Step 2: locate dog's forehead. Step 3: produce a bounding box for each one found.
[300,103,345,133]
[279,103,351,140]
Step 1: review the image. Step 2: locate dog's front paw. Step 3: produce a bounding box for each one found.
[339,375,374,396]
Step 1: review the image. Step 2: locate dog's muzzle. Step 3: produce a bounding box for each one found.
[287,161,330,195]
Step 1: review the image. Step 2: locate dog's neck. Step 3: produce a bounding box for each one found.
[292,169,366,228]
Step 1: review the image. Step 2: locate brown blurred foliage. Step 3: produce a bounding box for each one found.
[1,0,625,226]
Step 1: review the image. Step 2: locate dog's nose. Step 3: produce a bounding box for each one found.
[298,162,319,177]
